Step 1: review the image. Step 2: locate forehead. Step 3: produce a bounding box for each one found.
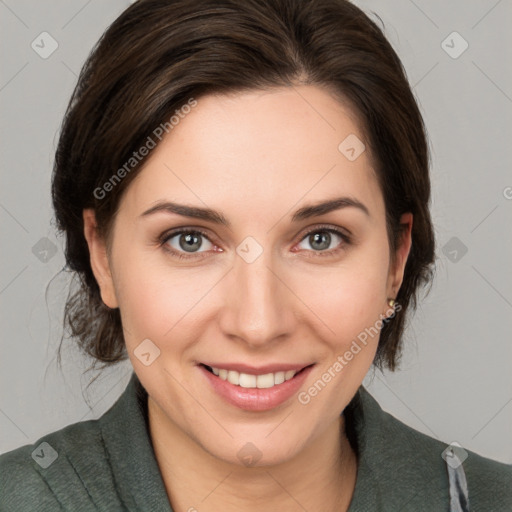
[120,85,384,223]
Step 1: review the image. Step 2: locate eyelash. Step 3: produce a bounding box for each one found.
[158,225,352,261]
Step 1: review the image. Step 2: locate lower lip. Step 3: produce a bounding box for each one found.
[198,364,315,411]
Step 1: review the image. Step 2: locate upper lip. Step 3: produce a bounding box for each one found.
[200,362,314,375]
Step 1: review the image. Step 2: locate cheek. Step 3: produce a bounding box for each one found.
[295,255,389,338]
[113,227,390,349]
[113,252,223,353]
[112,253,185,343]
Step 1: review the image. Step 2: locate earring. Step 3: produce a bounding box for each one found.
[384,298,396,322]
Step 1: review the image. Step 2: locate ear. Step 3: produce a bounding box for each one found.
[82,208,119,309]
[386,212,413,303]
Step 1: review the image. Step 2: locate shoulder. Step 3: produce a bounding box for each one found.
[394,411,511,506]
[1,372,171,512]
[0,418,112,512]
[0,440,63,512]
[356,387,512,509]
[461,445,512,507]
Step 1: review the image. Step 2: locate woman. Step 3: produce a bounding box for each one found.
[1,0,510,510]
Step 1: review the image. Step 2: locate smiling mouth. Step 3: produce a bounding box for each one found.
[200,363,313,389]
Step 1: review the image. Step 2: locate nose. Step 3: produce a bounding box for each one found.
[217,242,295,348]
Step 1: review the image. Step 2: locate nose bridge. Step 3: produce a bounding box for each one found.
[222,237,292,345]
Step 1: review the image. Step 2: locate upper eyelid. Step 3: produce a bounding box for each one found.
[161,224,350,249]
[300,224,351,238]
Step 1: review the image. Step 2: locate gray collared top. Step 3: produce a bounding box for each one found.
[1,371,511,511]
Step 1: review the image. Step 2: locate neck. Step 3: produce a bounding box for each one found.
[148,397,358,512]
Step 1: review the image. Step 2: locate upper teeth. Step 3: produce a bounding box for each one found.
[210,366,298,388]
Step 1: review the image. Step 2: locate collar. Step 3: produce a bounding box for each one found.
[99,371,173,511]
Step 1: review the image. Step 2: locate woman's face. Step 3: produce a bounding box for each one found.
[84,85,412,466]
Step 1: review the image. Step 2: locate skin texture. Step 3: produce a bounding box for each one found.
[83,85,412,512]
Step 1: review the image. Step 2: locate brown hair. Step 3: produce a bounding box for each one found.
[51,0,435,374]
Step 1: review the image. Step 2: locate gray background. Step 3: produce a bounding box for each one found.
[1,0,511,464]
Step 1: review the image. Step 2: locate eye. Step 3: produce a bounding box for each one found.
[295,226,351,257]
[160,229,215,260]
[158,225,351,261]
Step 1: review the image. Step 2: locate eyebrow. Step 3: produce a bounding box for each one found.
[139,196,370,227]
